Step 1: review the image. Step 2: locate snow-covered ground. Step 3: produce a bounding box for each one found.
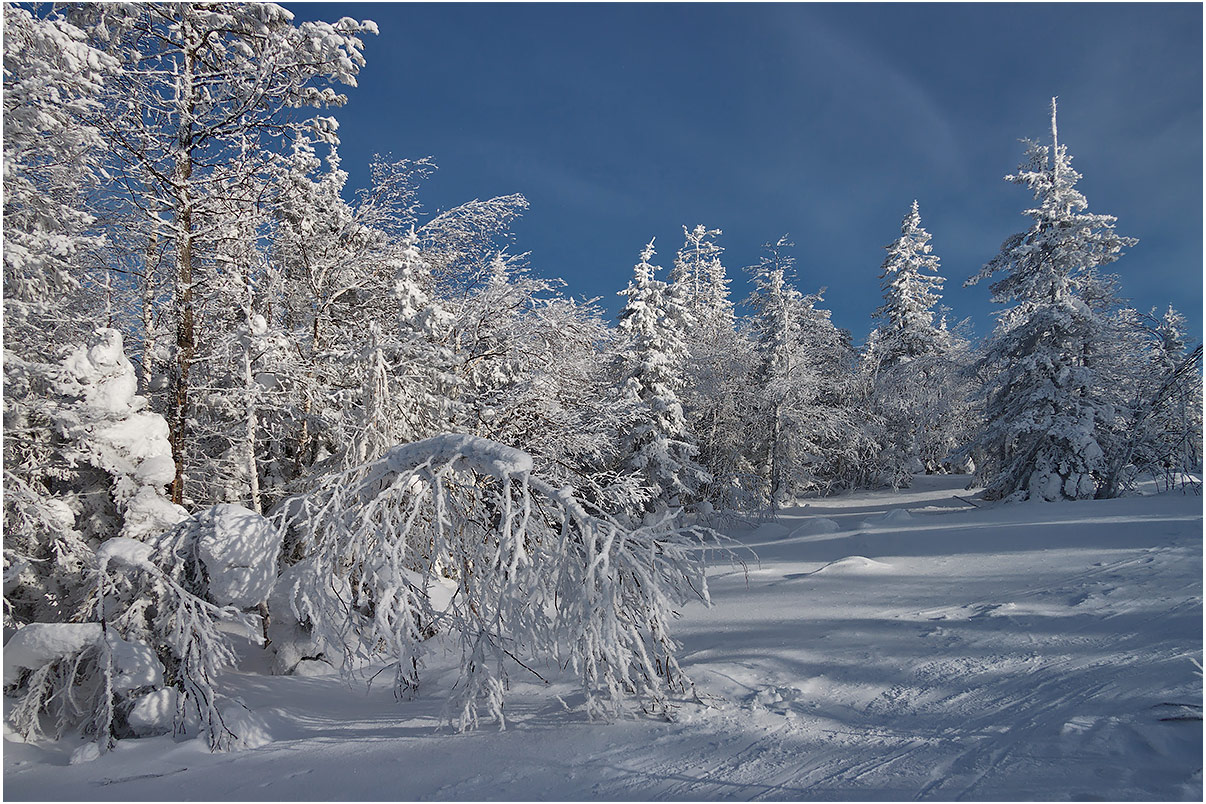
[5,476,1201,800]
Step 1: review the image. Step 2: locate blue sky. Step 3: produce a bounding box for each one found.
[289,2,1202,343]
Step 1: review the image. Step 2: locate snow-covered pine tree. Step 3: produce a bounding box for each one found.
[616,241,709,512]
[746,237,808,509]
[745,241,871,500]
[670,224,734,336]
[55,329,188,545]
[966,98,1137,501]
[789,292,873,493]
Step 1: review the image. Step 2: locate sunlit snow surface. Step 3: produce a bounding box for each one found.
[5,476,1201,800]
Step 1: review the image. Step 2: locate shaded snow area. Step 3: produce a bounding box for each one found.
[5,476,1201,800]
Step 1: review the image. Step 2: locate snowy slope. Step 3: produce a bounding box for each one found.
[5,476,1201,800]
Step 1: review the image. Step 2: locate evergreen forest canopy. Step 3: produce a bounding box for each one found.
[3,3,1201,754]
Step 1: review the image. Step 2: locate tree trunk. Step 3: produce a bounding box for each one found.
[243,280,262,514]
[169,15,198,506]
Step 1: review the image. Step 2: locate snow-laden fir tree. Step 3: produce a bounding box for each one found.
[670,224,734,336]
[615,242,709,511]
[55,329,188,544]
[746,237,808,509]
[873,200,948,366]
[3,5,118,629]
[865,202,974,482]
[966,99,1137,501]
[790,293,874,493]
[744,238,872,501]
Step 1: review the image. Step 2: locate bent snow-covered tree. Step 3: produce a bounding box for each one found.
[966,98,1136,501]
[274,434,726,730]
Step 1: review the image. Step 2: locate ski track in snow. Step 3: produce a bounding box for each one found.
[4,476,1201,800]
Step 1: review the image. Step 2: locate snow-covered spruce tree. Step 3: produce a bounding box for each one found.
[873,200,948,367]
[273,434,727,729]
[55,329,189,544]
[743,238,877,503]
[865,203,976,482]
[616,241,710,513]
[787,292,873,494]
[966,99,1137,501]
[746,237,809,510]
[669,225,753,510]
[67,3,377,505]
[4,327,187,630]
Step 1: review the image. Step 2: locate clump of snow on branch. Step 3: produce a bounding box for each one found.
[156,504,281,610]
[56,328,187,541]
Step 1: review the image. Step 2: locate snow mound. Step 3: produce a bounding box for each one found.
[220,702,273,750]
[748,684,803,711]
[813,556,894,575]
[789,517,840,537]
[858,509,913,529]
[268,560,352,676]
[880,508,913,523]
[69,743,100,765]
[751,521,790,539]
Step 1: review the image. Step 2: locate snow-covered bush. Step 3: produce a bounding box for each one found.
[275,433,730,729]
[4,534,260,752]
